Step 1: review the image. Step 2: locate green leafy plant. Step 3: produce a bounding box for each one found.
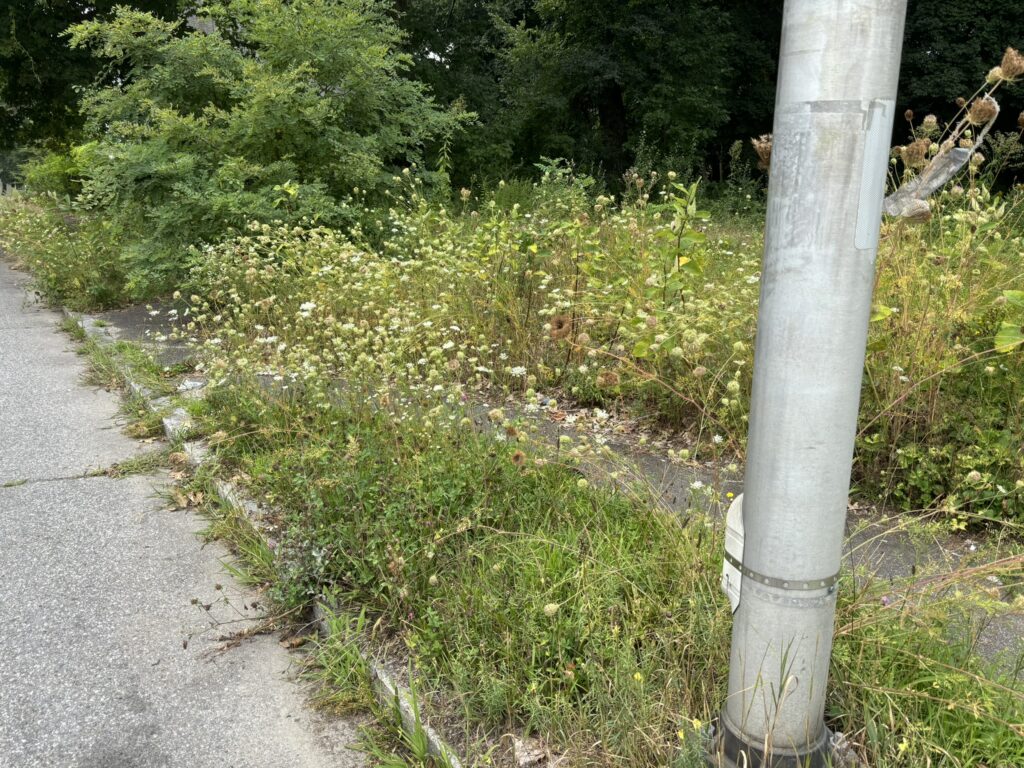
[16,0,468,300]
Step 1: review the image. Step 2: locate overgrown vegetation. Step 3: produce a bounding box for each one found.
[3,4,1024,766]
[18,1,464,298]
[177,375,1024,767]
[170,161,1024,523]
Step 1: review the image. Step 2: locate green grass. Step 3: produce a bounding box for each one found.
[57,320,187,439]
[104,447,171,477]
[194,379,1024,767]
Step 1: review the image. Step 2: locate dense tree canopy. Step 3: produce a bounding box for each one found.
[900,0,1024,120]
[395,0,1021,184]
[2,0,1021,183]
[0,0,179,150]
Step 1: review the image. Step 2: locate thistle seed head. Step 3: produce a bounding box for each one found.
[1001,47,1024,79]
[751,134,772,172]
[549,314,572,340]
[967,96,999,126]
[901,138,931,169]
[987,66,1005,84]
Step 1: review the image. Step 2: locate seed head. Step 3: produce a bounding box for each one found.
[967,96,999,126]
[1001,47,1024,79]
[921,114,939,133]
[955,96,966,108]
[900,138,930,169]
[904,108,914,121]
[751,134,772,172]
[510,450,526,467]
[986,66,1005,84]
[549,314,572,340]
[596,370,621,389]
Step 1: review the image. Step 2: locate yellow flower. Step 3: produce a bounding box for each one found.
[633,672,644,683]
[897,738,909,754]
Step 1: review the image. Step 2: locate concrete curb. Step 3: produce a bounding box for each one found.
[64,309,467,768]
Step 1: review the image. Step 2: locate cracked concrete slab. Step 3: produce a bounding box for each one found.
[0,261,366,767]
[0,264,150,483]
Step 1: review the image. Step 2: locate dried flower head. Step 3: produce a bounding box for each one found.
[986,66,1005,84]
[1001,47,1024,79]
[751,134,772,172]
[596,370,621,389]
[955,96,967,108]
[921,114,939,132]
[904,108,914,121]
[967,96,999,126]
[510,450,526,467]
[549,314,572,340]
[900,138,931,169]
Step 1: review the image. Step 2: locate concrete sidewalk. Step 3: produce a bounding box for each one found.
[0,262,365,767]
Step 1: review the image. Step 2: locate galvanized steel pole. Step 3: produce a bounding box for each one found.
[713,2,907,766]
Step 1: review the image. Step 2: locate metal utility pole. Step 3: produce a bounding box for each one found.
[713,2,907,767]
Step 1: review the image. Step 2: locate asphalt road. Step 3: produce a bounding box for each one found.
[0,261,365,767]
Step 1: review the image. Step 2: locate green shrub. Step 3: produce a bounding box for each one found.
[21,148,83,197]
[34,0,467,299]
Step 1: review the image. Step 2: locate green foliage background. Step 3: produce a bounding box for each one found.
[18,0,464,296]
[4,1,1023,184]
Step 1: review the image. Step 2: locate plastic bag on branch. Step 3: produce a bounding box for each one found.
[883,96,1000,221]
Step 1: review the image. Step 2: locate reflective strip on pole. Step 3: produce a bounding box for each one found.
[715,2,907,767]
